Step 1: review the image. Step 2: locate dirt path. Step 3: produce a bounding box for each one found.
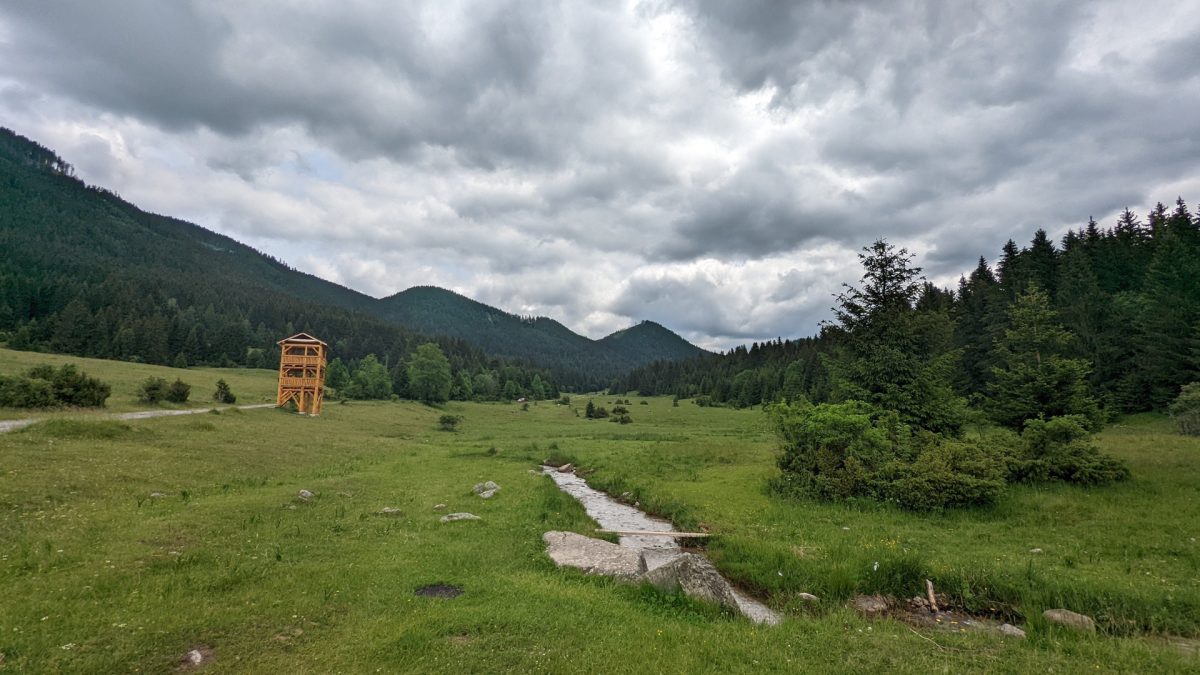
[0,403,276,434]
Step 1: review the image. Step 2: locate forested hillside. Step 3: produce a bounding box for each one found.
[0,128,564,397]
[0,128,703,392]
[615,203,1200,415]
[378,288,706,388]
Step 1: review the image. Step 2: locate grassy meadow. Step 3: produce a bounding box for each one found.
[0,347,278,419]
[1,353,1198,672]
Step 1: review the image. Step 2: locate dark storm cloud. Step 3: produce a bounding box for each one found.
[1,0,1198,348]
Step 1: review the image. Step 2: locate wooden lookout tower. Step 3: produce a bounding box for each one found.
[276,333,327,415]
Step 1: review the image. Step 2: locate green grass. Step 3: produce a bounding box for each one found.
[1,363,1198,671]
[0,346,278,418]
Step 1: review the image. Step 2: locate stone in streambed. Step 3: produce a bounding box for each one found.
[852,594,890,616]
[641,553,740,611]
[542,531,646,579]
[998,623,1027,638]
[1043,608,1095,632]
[441,512,481,523]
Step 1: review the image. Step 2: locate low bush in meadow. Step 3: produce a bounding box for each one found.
[0,364,110,408]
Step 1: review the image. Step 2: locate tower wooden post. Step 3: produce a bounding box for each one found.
[276,333,327,415]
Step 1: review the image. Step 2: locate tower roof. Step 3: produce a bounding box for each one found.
[277,332,327,346]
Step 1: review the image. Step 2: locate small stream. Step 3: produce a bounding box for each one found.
[542,466,780,625]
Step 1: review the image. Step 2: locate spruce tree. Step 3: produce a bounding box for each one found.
[987,287,1101,429]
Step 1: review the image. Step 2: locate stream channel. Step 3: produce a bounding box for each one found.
[542,466,780,625]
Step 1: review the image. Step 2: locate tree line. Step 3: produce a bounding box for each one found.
[614,199,1200,417]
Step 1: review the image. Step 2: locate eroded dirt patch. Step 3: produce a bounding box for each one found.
[415,584,463,599]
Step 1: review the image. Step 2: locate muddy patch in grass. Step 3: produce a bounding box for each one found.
[414,584,463,599]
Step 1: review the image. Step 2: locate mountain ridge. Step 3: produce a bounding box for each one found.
[0,126,705,388]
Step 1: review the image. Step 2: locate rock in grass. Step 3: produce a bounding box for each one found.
[557,463,573,473]
[1043,608,1095,632]
[543,531,646,579]
[478,489,498,499]
[852,594,890,616]
[798,592,820,603]
[472,481,499,495]
[999,623,1027,638]
[298,489,314,501]
[1029,548,1043,554]
[149,492,165,499]
[440,512,481,523]
[433,503,447,511]
[641,553,740,611]
[376,507,404,516]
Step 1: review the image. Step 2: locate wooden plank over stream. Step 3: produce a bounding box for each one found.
[595,529,711,537]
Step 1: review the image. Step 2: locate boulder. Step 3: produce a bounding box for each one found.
[998,623,1027,638]
[543,531,646,579]
[149,492,166,499]
[852,594,890,616]
[440,512,481,523]
[472,481,500,495]
[557,463,574,473]
[376,507,403,516]
[478,489,499,499]
[1043,608,1095,632]
[298,489,314,501]
[433,503,447,511]
[641,553,740,611]
[797,592,820,603]
[1029,548,1043,554]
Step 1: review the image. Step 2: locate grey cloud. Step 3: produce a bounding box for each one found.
[2,0,1199,351]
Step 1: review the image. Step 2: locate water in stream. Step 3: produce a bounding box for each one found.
[542,466,780,625]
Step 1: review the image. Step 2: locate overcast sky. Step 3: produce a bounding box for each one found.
[3,1,1199,350]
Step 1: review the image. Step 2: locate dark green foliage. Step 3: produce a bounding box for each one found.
[165,378,191,403]
[1008,416,1129,485]
[986,287,1101,430]
[610,414,633,424]
[0,363,108,408]
[325,358,350,390]
[407,343,452,403]
[212,379,236,404]
[824,240,966,434]
[343,354,391,400]
[768,401,1125,511]
[437,414,461,431]
[585,401,609,419]
[1169,382,1200,436]
[875,436,1006,511]
[137,377,169,404]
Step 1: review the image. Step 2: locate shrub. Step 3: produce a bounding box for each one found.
[612,405,629,415]
[1169,382,1200,436]
[0,375,56,408]
[0,365,110,408]
[875,436,1006,511]
[165,378,191,404]
[213,379,237,404]
[1011,416,1129,485]
[767,400,910,502]
[138,377,169,404]
[609,414,633,424]
[557,395,571,406]
[438,414,461,431]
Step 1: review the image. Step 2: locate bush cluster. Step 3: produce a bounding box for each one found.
[585,401,609,419]
[767,400,1128,511]
[1170,382,1200,436]
[438,414,461,431]
[0,364,111,408]
[212,379,237,404]
[139,377,191,404]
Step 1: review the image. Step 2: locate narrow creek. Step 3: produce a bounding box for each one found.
[542,466,780,625]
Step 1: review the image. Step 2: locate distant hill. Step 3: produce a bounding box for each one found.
[378,287,708,386]
[0,127,705,390]
[599,320,708,365]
